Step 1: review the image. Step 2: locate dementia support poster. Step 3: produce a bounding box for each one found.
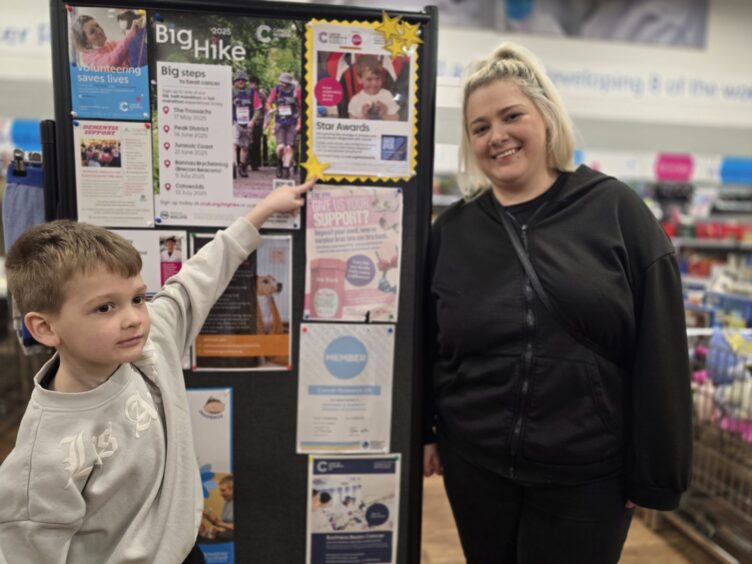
[73,120,155,227]
[307,20,417,180]
[307,455,400,564]
[110,229,187,293]
[305,186,402,322]
[152,12,303,228]
[67,6,150,120]
[187,388,235,564]
[297,323,395,454]
[193,234,292,371]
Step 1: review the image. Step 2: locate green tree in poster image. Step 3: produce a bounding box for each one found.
[154,13,303,90]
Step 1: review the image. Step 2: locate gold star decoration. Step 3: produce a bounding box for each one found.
[384,38,406,60]
[300,153,331,179]
[399,20,422,49]
[376,11,402,42]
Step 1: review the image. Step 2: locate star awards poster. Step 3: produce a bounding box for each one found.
[67,6,150,120]
[307,455,400,564]
[297,323,395,454]
[193,234,293,371]
[305,187,402,322]
[73,120,155,227]
[187,388,235,564]
[306,20,418,180]
[152,12,303,228]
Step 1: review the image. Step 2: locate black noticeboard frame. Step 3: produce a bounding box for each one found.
[48,1,436,561]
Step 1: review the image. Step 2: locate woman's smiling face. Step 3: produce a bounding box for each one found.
[466,79,552,199]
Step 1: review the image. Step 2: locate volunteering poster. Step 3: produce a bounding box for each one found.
[307,455,400,564]
[306,20,418,180]
[305,187,402,322]
[110,229,187,293]
[297,323,395,454]
[73,120,155,227]
[187,388,235,564]
[67,6,150,120]
[193,234,292,371]
[152,12,303,228]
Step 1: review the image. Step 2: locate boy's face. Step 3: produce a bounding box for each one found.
[219,481,233,501]
[48,267,150,377]
[361,69,383,95]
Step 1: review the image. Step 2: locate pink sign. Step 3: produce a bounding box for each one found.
[655,153,694,182]
[314,77,344,106]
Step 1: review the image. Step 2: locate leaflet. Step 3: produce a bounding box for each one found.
[73,120,155,227]
[193,234,293,371]
[307,455,400,564]
[305,187,402,322]
[110,229,187,294]
[297,323,395,454]
[187,388,236,564]
[307,21,418,180]
[152,12,303,228]
[67,6,150,120]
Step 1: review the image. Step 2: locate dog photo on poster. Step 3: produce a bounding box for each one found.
[192,233,292,371]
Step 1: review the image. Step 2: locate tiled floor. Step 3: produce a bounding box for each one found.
[421,475,710,563]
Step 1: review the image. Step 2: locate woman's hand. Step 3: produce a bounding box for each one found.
[625,500,636,509]
[423,443,443,477]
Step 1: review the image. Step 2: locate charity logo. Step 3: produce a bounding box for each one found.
[324,336,368,379]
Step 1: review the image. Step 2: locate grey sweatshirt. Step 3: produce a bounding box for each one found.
[0,218,261,563]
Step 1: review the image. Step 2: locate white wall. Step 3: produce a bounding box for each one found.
[434,0,752,156]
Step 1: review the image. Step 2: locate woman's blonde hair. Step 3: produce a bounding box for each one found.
[458,42,576,200]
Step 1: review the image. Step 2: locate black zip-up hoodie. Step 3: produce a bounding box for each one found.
[424,165,692,511]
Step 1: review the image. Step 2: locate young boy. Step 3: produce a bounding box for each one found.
[347,56,400,121]
[0,178,313,563]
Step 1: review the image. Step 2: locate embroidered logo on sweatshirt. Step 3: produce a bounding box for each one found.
[60,432,94,489]
[125,392,159,438]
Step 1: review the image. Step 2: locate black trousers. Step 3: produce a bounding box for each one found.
[438,438,633,564]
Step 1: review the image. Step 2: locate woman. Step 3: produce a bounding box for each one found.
[70,14,143,69]
[423,42,692,564]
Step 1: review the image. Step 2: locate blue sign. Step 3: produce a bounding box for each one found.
[324,337,368,379]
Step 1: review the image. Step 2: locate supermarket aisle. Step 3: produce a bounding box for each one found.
[421,475,706,563]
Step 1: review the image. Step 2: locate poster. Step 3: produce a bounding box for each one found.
[305,187,402,322]
[187,388,235,564]
[110,229,187,293]
[152,12,303,228]
[297,323,395,454]
[307,455,400,564]
[306,20,418,180]
[67,6,150,120]
[73,120,155,227]
[194,234,292,371]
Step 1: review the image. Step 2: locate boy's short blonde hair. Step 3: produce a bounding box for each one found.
[355,56,383,78]
[6,220,142,315]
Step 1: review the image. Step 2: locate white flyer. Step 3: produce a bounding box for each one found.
[304,187,402,323]
[73,120,155,227]
[297,323,395,454]
[110,229,187,295]
[307,455,400,564]
[155,61,237,226]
